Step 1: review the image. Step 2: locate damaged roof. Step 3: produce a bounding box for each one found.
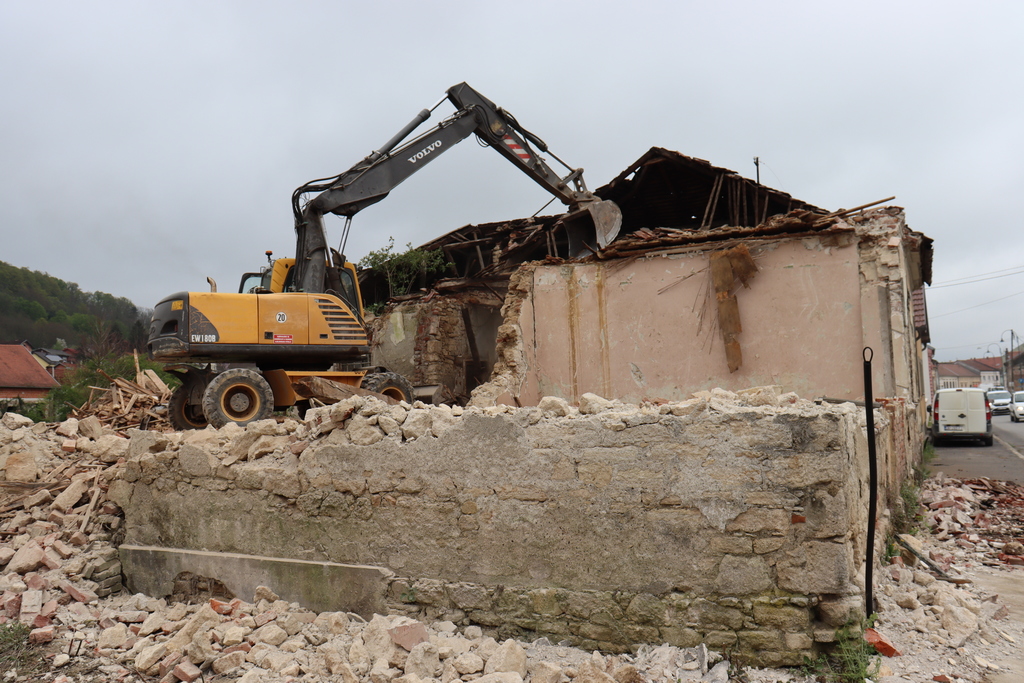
[594,147,822,232]
[364,147,931,306]
[414,147,827,282]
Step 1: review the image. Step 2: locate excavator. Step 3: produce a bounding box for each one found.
[147,82,622,430]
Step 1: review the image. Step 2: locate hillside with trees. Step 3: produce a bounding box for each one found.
[0,260,149,355]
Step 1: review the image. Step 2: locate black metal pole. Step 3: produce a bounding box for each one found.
[863,347,878,618]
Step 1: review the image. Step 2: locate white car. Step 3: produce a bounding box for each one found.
[987,389,1012,415]
[1010,392,1024,422]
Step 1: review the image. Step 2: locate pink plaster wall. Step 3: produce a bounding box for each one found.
[516,237,878,404]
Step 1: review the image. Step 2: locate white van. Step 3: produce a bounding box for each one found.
[932,387,993,446]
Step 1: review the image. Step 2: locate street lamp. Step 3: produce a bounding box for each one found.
[1001,329,1019,389]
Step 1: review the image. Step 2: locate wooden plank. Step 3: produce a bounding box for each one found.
[724,340,743,374]
[143,369,170,395]
[709,251,735,293]
[717,292,742,337]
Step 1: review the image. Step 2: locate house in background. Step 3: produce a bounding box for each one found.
[0,343,59,406]
[31,346,77,382]
[956,357,1003,389]
[936,361,982,389]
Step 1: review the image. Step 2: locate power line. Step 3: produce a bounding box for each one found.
[930,265,1024,288]
[930,289,1024,319]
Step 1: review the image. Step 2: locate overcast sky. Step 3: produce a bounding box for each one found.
[2,1,1021,363]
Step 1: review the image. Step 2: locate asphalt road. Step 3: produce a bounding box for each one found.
[929,414,1024,484]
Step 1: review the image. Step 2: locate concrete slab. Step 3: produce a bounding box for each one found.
[119,545,393,618]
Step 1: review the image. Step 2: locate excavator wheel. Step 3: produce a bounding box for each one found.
[202,368,275,428]
[168,385,209,431]
[361,371,415,404]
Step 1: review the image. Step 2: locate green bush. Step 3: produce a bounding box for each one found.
[802,617,880,683]
[358,237,447,299]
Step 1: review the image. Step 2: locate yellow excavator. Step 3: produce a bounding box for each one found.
[147,82,621,429]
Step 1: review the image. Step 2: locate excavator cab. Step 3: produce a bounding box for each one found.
[238,253,297,294]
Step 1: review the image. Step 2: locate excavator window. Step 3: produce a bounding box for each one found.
[338,268,360,312]
[238,273,263,293]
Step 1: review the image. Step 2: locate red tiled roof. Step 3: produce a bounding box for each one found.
[0,344,60,390]
[936,362,978,378]
[959,357,1001,372]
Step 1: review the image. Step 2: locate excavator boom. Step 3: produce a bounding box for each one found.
[291,82,621,293]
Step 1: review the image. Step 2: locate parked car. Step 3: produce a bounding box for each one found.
[1010,391,1024,422]
[932,387,993,446]
[987,389,1012,415]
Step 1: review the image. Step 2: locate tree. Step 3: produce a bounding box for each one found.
[358,238,448,299]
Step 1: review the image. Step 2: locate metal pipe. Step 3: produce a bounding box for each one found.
[863,346,878,619]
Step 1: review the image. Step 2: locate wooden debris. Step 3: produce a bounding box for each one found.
[710,244,759,373]
[70,370,174,432]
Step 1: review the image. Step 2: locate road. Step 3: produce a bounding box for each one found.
[929,414,1024,484]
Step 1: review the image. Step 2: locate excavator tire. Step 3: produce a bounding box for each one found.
[168,384,209,431]
[361,371,415,404]
[202,368,275,428]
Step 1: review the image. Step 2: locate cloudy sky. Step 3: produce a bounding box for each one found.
[2,1,1021,363]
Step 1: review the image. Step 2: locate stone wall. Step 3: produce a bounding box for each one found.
[111,387,919,665]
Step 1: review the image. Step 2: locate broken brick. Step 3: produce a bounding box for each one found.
[254,611,277,627]
[2,593,22,618]
[210,598,233,614]
[60,581,99,604]
[28,626,54,643]
[865,628,901,657]
[51,539,75,558]
[24,572,49,591]
[172,660,202,682]
[41,548,63,570]
[68,531,90,546]
[159,651,183,677]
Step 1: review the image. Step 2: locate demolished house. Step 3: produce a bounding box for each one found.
[367,147,932,412]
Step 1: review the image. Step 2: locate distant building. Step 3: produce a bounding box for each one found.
[956,357,1003,389]
[0,343,59,402]
[935,362,979,389]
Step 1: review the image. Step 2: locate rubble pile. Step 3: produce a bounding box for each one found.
[859,475,1024,682]
[301,386,807,448]
[3,586,738,683]
[920,475,1024,566]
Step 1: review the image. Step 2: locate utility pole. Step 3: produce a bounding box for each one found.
[1009,331,1017,390]
[753,157,760,185]
[1002,329,1018,389]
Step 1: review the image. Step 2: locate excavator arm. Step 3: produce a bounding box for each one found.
[292,82,621,294]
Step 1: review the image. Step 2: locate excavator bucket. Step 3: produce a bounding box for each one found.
[562,199,623,257]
